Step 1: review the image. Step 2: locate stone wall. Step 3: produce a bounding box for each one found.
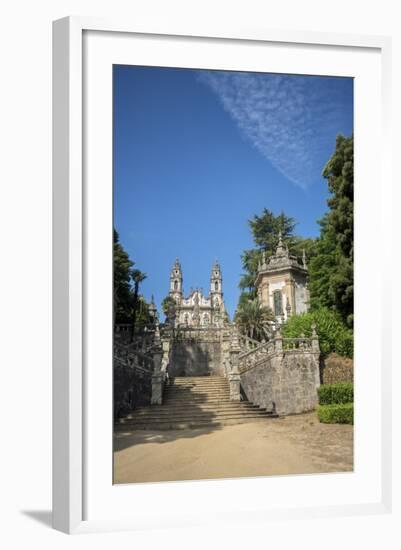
[240,351,320,415]
[167,327,231,378]
[320,353,353,384]
[114,364,152,418]
[170,341,224,376]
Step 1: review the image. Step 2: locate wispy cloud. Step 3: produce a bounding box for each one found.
[199,71,352,190]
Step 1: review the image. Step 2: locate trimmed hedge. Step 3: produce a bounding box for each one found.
[317,403,353,425]
[318,382,353,405]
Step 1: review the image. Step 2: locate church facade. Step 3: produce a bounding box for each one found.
[255,232,310,322]
[169,259,228,328]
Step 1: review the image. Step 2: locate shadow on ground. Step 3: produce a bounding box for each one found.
[114,423,224,452]
[21,510,52,528]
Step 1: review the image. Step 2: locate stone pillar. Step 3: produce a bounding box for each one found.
[151,346,163,405]
[311,323,320,354]
[228,367,241,401]
[261,280,269,309]
[151,372,163,405]
[161,338,170,370]
[229,326,241,401]
[285,276,296,317]
[220,329,231,377]
[274,325,283,354]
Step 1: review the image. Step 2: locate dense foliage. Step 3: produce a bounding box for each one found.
[282,308,353,357]
[113,229,150,335]
[114,229,134,323]
[309,135,354,327]
[238,209,316,297]
[318,382,354,405]
[161,295,176,317]
[234,297,274,340]
[317,403,353,424]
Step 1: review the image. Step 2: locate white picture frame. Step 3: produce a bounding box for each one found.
[52,16,392,534]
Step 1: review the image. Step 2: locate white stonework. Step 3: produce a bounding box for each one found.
[255,233,309,322]
[168,258,228,328]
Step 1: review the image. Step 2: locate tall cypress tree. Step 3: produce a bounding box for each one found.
[309,135,354,327]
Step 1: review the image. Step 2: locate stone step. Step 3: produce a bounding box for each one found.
[171,375,225,382]
[120,409,273,422]
[166,383,228,391]
[124,407,267,419]
[165,386,229,392]
[115,375,278,431]
[167,383,229,389]
[166,385,229,390]
[164,389,230,397]
[162,398,233,404]
[120,411,273,424]
[133,401,260,412]
[116,415,279,431]
[169,376,227,385]
[120,414,272,427]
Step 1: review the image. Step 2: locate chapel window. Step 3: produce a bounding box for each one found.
[273,290,283,316]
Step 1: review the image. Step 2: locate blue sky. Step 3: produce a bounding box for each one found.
[113,66,353,319]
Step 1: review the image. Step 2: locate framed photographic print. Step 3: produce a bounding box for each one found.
[53,17,392,534]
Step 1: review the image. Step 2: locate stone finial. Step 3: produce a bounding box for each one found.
[311,322,317,337]
[149,294,157,317]
[275,231,287,257]
[262,250,266,266]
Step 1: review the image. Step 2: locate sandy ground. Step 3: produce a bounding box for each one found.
[113,412,353,484]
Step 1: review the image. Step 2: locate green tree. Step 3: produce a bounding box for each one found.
[129,269,147,342]
[282,308,353,357]
[309,135,354,327]
[239,210,296,295]
[234,297,274,341]
[161,295,176,317]
[113,229,134,324]
[238,209,316,299]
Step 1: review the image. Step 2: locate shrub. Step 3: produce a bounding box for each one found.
[281,308,353,357]
[317,403,353,424]
[318,382,353,405]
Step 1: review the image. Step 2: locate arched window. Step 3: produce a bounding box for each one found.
[215,281,218,291]
[273,290,283,316]
[174,280,178,290]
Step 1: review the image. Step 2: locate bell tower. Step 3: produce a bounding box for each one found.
[210,260,223,302]
[169,258,183,304]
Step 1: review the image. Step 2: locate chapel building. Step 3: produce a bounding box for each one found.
[169,259,228,328]
[255,232,309,322]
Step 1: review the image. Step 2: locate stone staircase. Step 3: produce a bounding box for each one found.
[117,376,278,430]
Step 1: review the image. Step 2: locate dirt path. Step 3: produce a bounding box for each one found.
[113,412,353,484]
